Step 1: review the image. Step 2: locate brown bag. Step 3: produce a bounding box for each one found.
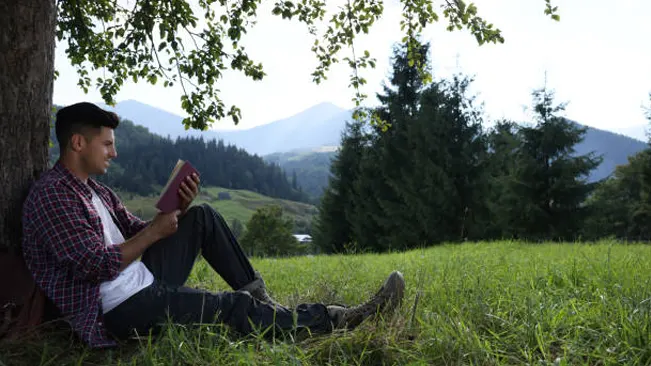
[0,251,47,340]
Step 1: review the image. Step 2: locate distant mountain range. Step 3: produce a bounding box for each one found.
[574,124,648,182]
[101,100,351,156]
[100,99,648,188]
[614,124,648,142]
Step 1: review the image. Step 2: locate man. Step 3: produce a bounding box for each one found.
[21,102,405,348]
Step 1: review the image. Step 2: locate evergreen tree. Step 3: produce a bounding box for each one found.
[504,87,601,240]
[584,96,651,240]
[369,42,429,250]
[484,120,523,238]
[313,120,367,253]
[349,134,392,251]
[291,170,298,191]
[315,40,490,252]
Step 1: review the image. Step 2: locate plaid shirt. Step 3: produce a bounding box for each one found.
[22,161,149,348]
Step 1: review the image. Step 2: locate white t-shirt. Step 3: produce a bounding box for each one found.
[91,190,154,313]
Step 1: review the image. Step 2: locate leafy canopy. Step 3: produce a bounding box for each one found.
[56,0,559,129]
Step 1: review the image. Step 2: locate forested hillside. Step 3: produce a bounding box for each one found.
[266,124,646,202]
[264,149,336,200]
[48,111,308,203]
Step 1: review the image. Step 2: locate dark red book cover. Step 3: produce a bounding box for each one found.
[155,160,199,213]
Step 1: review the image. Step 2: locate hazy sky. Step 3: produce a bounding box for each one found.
[53,0,651,138]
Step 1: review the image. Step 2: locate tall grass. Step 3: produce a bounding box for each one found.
[1,240,649,365]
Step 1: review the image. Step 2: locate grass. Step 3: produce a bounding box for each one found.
[1,240,650,365]
[118,186,318,225]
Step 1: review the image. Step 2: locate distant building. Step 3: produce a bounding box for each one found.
[293,234,312,243]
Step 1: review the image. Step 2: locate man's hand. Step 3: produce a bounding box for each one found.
[179,173,200,214]
[149,210,181,241]
[119,209,180,270]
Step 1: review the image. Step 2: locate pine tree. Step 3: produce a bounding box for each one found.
[398,74,488,244]
[312,120,367,253]
[584,95,651,240]
[349,135,393,251]
[505,87,602,240]
[369,42,430,249]
[316,40,490,251]
[291,170,298,191]
[485,120,523,238]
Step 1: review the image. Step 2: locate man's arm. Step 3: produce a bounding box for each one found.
[117,225,159,271]
[117,211,178,270]
[33,187,179,281]
[105,188,150,238]
[102,176,198,237]
[33,189,123,283]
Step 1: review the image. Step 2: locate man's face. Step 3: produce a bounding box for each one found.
[78,126,117,175]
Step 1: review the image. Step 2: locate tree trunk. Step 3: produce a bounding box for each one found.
[0,0,56,252]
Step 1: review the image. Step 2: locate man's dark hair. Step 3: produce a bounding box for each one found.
[55,102,120,154]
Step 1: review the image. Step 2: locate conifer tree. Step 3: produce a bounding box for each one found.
[506,87,601,240]
[312,120,367,253]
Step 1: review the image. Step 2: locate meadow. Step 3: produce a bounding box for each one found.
[118,186,318,224]
[1,241,649,365]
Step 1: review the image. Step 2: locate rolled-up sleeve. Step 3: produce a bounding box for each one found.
[33,188,121,283]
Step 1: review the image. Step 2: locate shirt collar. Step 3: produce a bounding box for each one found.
[53,160,102,200]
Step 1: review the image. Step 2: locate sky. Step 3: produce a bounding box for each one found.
[52,0,651,138]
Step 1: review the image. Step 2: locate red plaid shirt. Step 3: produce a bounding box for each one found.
[22,161,149,348]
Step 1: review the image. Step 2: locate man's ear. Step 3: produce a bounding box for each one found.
[70,133,85,152]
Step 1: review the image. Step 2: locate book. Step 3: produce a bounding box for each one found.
[155,159,200,213]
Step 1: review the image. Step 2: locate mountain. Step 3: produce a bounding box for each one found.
[614,124,648,142]
[212,103,350,155]
[100,100,648,196]
[102,100,351,156]
[101,100,202,139]
[264,149,338,200]
[574,124,648,181]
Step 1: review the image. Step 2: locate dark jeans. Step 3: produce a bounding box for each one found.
[103,204,332,340]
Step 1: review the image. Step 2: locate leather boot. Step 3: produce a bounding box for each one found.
[239,271,284,308]
[327,270,405,330]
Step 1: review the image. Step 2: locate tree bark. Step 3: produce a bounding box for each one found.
[0,0,56,251]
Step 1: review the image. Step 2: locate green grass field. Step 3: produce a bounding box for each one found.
[1,241,650,365]
[118,186,318,225]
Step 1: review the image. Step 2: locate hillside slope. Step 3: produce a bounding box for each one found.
[119,186,317,230]
[264,149,337,199]
[574,124,648,181]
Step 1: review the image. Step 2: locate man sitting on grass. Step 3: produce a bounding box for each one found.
[21,102,405,348]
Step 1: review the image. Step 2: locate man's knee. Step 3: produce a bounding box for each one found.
[184,203,215,220]
[187,203,210,214]
[185,204,228,233]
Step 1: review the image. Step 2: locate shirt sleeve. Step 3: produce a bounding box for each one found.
[33,187,122,283]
